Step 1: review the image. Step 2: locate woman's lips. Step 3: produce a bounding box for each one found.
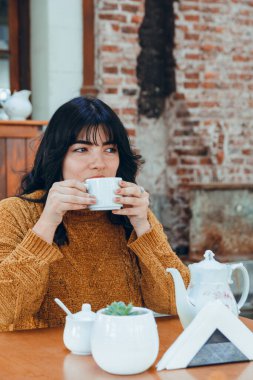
[87,175,105,179]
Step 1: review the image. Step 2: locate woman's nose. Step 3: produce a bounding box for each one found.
[89,153,106,169]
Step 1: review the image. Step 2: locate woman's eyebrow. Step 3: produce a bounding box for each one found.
[74,140,116,146]
[74,140,92,145]
[103,140,116,146]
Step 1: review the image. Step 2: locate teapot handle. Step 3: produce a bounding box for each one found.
[230,263,250,312]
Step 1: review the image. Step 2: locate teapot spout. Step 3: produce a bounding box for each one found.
[166,268,196,329]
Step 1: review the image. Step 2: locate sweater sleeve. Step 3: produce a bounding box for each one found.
[0,199,63,328]
[127,210,190,315]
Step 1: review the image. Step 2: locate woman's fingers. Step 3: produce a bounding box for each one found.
[112,207,144,216]
[45,180,97,222]
[51,186,90,198]
[49,193,96,208]
[52,179,87,193]
[114,196,149,207]
[114,181,149,215]
[116,181,146,198]
[63,203,89,211]
[113,181,150,236]
[59,194,96,205]
[49,179,96,206]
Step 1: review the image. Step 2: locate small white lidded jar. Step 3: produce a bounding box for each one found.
[63,303,96,355]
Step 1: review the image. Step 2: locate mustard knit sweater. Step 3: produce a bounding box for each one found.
[0,191,190,331]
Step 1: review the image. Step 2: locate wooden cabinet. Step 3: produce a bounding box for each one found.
[0,120,47,200]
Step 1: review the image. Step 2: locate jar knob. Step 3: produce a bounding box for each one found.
[82,303,92,312]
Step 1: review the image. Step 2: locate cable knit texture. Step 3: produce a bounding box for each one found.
[0,190,190,331]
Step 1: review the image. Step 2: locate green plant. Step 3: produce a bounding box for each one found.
[103,301,143,316]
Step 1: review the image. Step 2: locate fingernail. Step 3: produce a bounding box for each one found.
[115,189,120,193]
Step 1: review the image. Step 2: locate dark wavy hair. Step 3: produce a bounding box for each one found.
[19,96,144,245]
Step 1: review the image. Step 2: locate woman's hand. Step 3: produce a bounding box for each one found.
[112,180,150,237]
[32,179,96,244]
[40,179,96,226]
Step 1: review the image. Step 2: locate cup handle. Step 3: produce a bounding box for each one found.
[84,182,89,192]
[230,263,250,312]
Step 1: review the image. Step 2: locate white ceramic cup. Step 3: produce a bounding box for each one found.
[85,177,122,211]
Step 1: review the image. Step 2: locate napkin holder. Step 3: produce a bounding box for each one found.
[157,300,253,371]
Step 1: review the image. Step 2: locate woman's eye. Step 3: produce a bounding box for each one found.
[74,147,87,153]
[105,147,117,153]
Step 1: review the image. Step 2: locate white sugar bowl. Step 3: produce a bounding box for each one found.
[63,303,97,355]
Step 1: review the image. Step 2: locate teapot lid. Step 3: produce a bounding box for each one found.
[191,250,224,270]
[73,303,96,321]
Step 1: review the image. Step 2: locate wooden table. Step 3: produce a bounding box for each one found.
[1,316,253,380]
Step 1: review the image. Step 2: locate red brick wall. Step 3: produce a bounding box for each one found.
[95,0,144,139]
[95,0,253,253]
[95,0,253,184]
[170,0,253,184]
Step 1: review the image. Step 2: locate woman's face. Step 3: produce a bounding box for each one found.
[62,126,120,181]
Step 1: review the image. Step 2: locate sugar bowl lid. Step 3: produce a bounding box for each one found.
[73,303,96,321]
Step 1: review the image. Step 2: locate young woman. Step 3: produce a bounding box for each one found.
[0,96,189,331]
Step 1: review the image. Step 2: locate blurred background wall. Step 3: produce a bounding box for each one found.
[1,0,253,265]
[30,0,83,118]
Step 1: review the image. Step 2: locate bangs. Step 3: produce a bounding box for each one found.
[65,97,121,147]
[73,123,116,145]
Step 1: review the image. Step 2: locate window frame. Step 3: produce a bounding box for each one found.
[81,0,98,96]
[0,0,30,92]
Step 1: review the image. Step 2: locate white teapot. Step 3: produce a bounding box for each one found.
[167,250,250,329]
[3,90,32,120]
